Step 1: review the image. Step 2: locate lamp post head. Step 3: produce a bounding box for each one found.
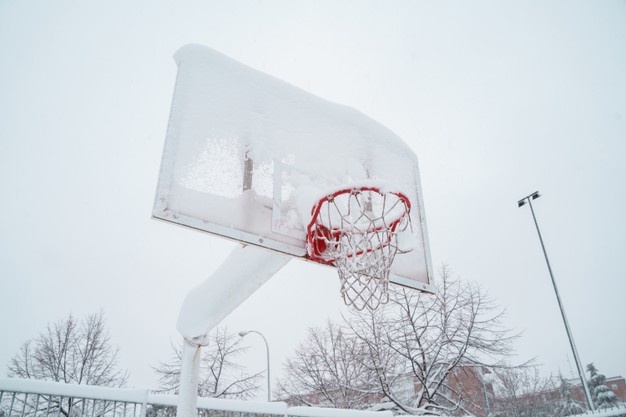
[238,331,249,337]
[518,191,541,208]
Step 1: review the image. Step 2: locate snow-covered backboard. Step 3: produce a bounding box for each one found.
[153,44,433,292]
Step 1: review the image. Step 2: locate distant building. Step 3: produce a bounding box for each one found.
[281,371,625,416]
[566,376,626,404]
[371,367,495,417]
[444,366,495,417]
[488,375,626,416]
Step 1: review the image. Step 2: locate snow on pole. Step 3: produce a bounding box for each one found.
[176,339,202,417]
[176,244,291,340]
[175,244,290,417]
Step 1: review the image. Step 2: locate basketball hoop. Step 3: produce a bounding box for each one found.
[306,186,411,310]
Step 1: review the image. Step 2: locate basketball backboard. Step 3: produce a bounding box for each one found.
[153,44,433,293]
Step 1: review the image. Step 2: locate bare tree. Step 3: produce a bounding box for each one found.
[279,265,520,415]
[8,311,128,386]
[346,265,519,415]
[6,311,128,417]
[490,366,558,417]
[277,321,383,408]
[555,374,586,417]
[154,327,262,400]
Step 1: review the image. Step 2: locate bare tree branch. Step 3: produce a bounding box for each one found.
[153,326,262,400]
[7,311,128,417]
[279,264,521,416]
[8,311,128,388]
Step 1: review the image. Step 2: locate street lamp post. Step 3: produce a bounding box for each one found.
[518,191,594,411]
[239,330,271,402]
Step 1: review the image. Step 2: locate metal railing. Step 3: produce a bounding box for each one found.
[571,406,626,417]
[0,379,392,417]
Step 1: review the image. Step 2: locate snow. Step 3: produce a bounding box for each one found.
[569,409,626,417]
[176,245,290,340]
[174,245,290,417]
[0,377,148,403]
[172,44,415,173]
[153,43,432,291]
[175,341,203,417]
[288,406,392,417]
[0,378,397,417]
[150,393,288,414]
[11,376,624,417]
[165,42,420,215]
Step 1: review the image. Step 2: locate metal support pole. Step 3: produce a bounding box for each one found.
[239,330,271,401]
[175,246,289,417]
[519,192,594,411]
[176,339,203,417]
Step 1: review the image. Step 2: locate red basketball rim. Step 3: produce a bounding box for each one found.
[306,186,411,264]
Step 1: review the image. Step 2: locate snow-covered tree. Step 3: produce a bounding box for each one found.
[277,321,382,408]
[555,375,585,416]
[490,366,558,417]
[7,311,128,417]
[587,363,619,409]
[348,266,518,415]
[8,311,128,386]
[279,266,519,415]
[153,327,262,399]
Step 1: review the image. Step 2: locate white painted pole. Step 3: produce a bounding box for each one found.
[175,245,291,417]
[176,339,203,417]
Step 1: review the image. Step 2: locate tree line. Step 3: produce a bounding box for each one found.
[5,268,622,416]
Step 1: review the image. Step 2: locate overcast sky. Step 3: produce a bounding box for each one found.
[1,0,625,400]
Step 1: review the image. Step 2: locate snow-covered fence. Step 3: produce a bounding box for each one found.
[0,379,393,417]
[0,378,148,417]
[568,407,626,417]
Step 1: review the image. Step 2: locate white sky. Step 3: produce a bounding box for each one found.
[1,0,625,401]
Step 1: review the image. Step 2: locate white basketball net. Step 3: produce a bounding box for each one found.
[307,187,411,311]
